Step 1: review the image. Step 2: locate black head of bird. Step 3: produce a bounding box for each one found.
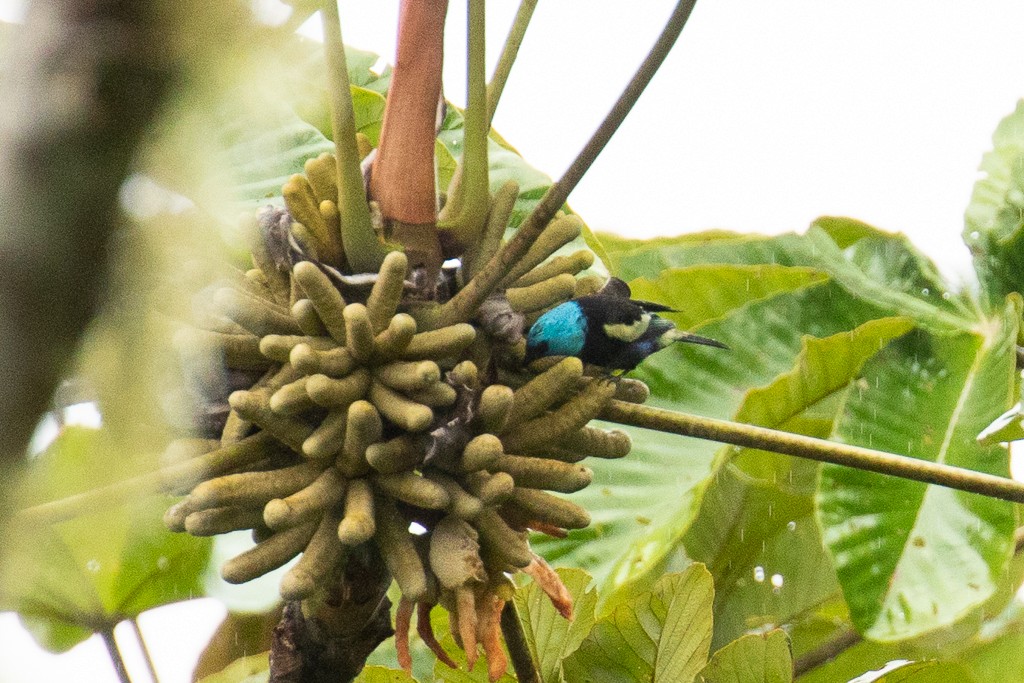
[524,277,728,372]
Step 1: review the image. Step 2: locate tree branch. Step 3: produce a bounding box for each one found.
[486,0,538,126]
[436,0,700,326]
[601,400,1024,504]
[501,600,540,683]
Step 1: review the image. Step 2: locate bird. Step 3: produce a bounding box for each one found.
[524,277,728,372]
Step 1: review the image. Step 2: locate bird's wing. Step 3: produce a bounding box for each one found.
[592,296,652,342]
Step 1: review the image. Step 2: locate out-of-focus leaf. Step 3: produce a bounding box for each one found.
[812,217,969,316]
[5,428,212,651]
[871,660,977,682]
[610,227,969,331]
[628,264,827,329]
[685,318,914,648]
[976,401,1024,444]
[197,651,269,683]
[696,629,792,683]
[514,567,596,683]
[817,297,1020,641]
[560,566,713,683]
[356,665,419,682]
[193,607,281,681]
[963,99,1024,308]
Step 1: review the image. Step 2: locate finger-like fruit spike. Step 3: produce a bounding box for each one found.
[229,389,315,453]
[512,249,596,289]
[464,179,519,279]
[556,425,632,460]
[184,506,265,536]
[373,360,441,392]
[523,554,574,619]
[477,385,514,434]
[574,274,604,297]
[215,287,303,337]
[504,357,584,429]
[505,274,577,313]
[344,303,376,363]
[429,515,487,590]
[479,591,509,682]
[464,471,514,505]
[337,478,375,545]
[401,324,477,360]
[366,435,424,474]
[291,345,355,377]
[303,152,339,205]
[501,379,616,454]
[461,434,503,472]
[474,508,532,568]
[221,521,317,584]
[279,507,346,601]
[291,299,329,337]
[406,381,457,407]
[190,461,324,510]
[260,334,334,364]
[293,261,347,343]
[269,377,315,415]
[498,214,583,288]
[366,251,409,332]
[372,313,418,362]
[425,471,484,520]
[375,496,429,602]
[264,467,346,530]
[172,328,268,371]
[306,368,371,409]
[374,471,450,510]
[301,409,347,460]
[283,173,342,265]
[509,487,591,530]
[339,400,381,477]
[491,454,593,493]
[369,381,433,432]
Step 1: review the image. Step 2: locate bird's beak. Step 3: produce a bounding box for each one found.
[675,331,729,350]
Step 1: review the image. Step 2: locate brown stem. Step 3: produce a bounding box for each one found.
[370,0,448,227]
[602,400,1024,504]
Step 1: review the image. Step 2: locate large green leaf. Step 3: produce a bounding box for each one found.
[513,567,597,683]
[628,264,827,329]
[963,99,1024,308]
[560,566,714,683]
[695,629,792,683]
[5,428,211,651]
[685,318,914,648]
[609,226,969,331]
[535,279,893,598]
[817,298,1020,641]
[198,652,270,683]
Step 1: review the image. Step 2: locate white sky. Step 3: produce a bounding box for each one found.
[3,1,1024,681]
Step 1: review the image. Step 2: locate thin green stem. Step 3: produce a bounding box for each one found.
[439,0,490,245]
[792,628,862,677]
[14,432,275,526]
[321,0,389,273]
[100,627,132,683]
[487,0,537,126]
[130,619,160,683]
[437,0,699,326]
[601,400,1024,504]
[501,600,540,683]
